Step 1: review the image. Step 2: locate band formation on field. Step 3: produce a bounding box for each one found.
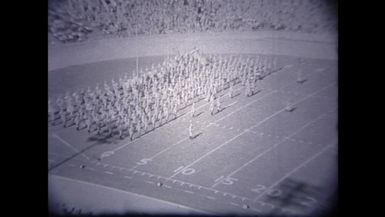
[49,48,281,142]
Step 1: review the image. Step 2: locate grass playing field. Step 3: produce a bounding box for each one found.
[48,53,337,216]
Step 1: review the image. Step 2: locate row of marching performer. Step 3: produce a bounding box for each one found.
[48,49,278,141]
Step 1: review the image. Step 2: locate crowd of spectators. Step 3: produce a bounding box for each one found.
[48,0,337,43]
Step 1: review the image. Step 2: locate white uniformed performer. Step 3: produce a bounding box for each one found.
[285,100,295,112]
[210,99,215,115]
[191,102,196,117]
[216,97,222,113]
[189,120,193,139]
[229,83,234,98]
[245,81,251,97]
[296,69,306,84]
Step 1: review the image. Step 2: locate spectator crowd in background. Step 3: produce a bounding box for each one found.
[48,0,337,43]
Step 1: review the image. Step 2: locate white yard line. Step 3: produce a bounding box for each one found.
[102,64,332,162]
[87,158,247,202]
[253,142,336,202]
[211,107,337,187]
[137,90,276,167]
[169,82,336,179]
[100,66,292,159]
[209,91,277,125]
[52,133,90,160]
[101,87,246,159]
[109,140,135,153]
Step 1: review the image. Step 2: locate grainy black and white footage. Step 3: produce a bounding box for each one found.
[48,0,337,216]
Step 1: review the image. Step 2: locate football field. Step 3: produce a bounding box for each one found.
[48,54,337,216]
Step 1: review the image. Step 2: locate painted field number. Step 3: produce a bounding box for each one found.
[101,151,114,158]
[137,158,152,165]
[299,196,317,207]
[215,176,238,185]
[251,184,282,197]
[174,166,196,175]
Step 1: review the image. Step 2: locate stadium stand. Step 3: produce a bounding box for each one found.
[48,0,337,43]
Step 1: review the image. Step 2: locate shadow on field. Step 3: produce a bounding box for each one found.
[263,178,337,217]
[87,134,117,145]
[48,142,101,171]
[193,111,204,118]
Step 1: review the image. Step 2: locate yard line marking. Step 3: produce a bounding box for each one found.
[211,107,336,187]
[108,140,135,155]
[104,171,113,175]
[168,130,248,179]
[86,159,255,205]
[169,82,335,179]
[117,67,325,166]
[175,180,184,185]
[183,190,194,194]
[253,142,336,202]
[133,91,277,171]
[226,101,238,108]
[52,133,90,160]
[139,136,187,161]
[93,62,323,163]
[210,90,277,125]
